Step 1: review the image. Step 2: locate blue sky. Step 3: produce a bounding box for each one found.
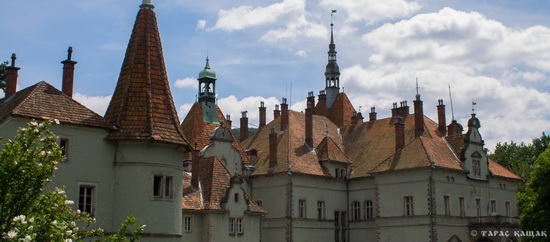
[2,0,550,150]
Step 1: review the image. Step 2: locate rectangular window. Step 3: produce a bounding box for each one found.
[184,216,192,233]
[334,211,339,227]
[228,217,235,234]
[459,197,465,217]
[365,200,373,219]
[505,201,511,216]
[317,201,325,221]
[299,199,306,218]
[473,159,481,176]
[78,186,94,216]
[352,201,361,220]
[444,195,451,216]
[476,198,481,216]
[236,217,243,234]
[404,196,414,216]
[491,200,497,214]
[59,138,70,161]
[334,211,347,242]
[152,174,173,200]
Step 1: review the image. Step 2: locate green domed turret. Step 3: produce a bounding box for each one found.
[198,58,217,80]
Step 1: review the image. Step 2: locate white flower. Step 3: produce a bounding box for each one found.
[64,239,73,242]
[6,230,17,238]
[54,119,60,125]
[29,218,34,223]
[70,221,76,228]
[65,200,74,205]
[65,230,72,236]
[52,220,58,226]
[40,151,46,156]
[76,209,81,215]
[30,121,38,127]
[23,235,32,242]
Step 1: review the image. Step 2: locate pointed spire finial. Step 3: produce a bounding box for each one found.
[472,101,477,114]
[140,0,154,9]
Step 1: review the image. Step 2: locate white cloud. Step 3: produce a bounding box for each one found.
[320,0,422,24]
[295,50,308,57]
[73,92,112,116]
[196,19,207,30]
[212,0,305,32]
[175,77,198,89]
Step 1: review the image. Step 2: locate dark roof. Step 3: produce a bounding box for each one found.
[104,6,189,146]
[0,81,111,129]
[182,156,264,213]
[180,102,249,164]
[242,110,345,176]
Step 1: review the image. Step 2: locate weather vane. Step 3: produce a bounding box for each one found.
[331,10,337,26]
[472,101,477,113]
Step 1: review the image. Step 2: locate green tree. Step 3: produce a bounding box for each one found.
[490,133,550,184]
[0,120,143,241]
[0,60,8,93]
[517,144,550,241]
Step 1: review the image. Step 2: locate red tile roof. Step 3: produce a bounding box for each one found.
[104,6,189,146]
[182,156,264,213]
[180,102,249,164]
[317,136,351,164]
[327,92,355,127]
[0,81,111,129]
[242,111,345,176]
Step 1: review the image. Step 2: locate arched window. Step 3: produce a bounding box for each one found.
[364,200,373,219]
[352,201,361,221]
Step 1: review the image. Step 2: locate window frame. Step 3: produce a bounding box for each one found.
[459,197,465,217]
[184,216,193,233]
[228,217,235,234]
[78,183,96,217]
[404,196,414,216]
[57,135,71,162]
[491,199,497,214]
[298,199,306,219]
[475,198,481,216]
[505,201,511,217]
[444,195,451,216]
[351,201,361,221]
[151,173,175,201]
[365,200,374,220]
[317,201,325,221]
[236,217,244,234]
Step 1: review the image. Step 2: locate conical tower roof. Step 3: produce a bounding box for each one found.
[104,2,190,147]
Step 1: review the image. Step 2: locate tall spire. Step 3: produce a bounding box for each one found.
[140,0,154,9]
[325,10,340,109]
[104,1,189,146]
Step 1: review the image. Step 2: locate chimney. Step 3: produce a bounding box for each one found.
[226,114,232,128]
[351,111,358,125]
[437,99,446,135]
[317,90,327,116]
[391,102,398,117]
[240,111,249,141]
[5,53,20,98]
[395,116,405,151]
[191,143,200,189]
[269,127,278,169]
[61,47,77,98]
[357,112,364,123]
[397,100,410,116]
[274,104,281,120]
[369,107,377,122]
[280,98,289,131]
[259,101,266,129]
[414,95,424,137]
[305,102,313,148]
[307,92,315,115]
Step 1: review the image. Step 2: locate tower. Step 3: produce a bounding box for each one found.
[104,0,191,239]
[325,15,340,109]
[197,57,219,124]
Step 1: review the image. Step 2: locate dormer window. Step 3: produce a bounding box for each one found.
[473,159,481,176]
[335,168,346,179]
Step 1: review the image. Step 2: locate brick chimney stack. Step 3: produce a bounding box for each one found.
[240,111,249,141]
[305,102,313,148]
[414,95,424,137]
[395,116,405,151]
[307,92,315,115]
[447,120,463,136]
[191,143,200,189]
[369,107,377,122]
[351,111,358,125]
[317,90,327,116]
[5,53,20,98]
[391,102,398,117]
[61,47,77,98]
[269,127,278,169]
[274,104,281,120]
[259,101,266,129]
[357,112,364,123]
[437,99,446,135]
[226,114,232,128]
[280,98,289,131]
